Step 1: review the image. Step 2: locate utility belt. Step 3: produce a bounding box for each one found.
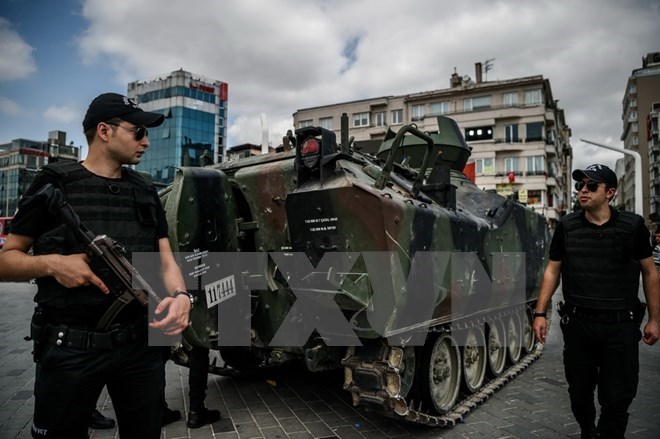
[557,301,647,325]
[45,316,148,350]
[28,307,148,362]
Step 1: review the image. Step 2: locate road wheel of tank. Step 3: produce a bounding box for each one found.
[461,326,487,394]
[522,308,536,353]
[506,313,523,364]
[398,346,417,399]
[419,333,462,414]
[486,319,506,377]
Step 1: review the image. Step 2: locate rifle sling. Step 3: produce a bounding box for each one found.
[95,291,136,331]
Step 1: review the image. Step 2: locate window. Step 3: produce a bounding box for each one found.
[430,102,449,115]
[465,126,493,141]
[629,99,637,109]
[353,112,370,127]
[299,120,313,128]
[629,84,636,94]
[527,156,545,175]
[475,157,494,175]
[631,122,638,133]
[526,122,544,142]
[629,110,637,121]
[464,96,491,111]
[374,112,386,127]
[527,190,543,205]
[525,89,543,105]
[632,135,639,145]
[411,104,425,121]
[505,124,519,143]
[391,109,403,124]
[504,157,520,173]
[503,92,518,106]
[319,117,333,130]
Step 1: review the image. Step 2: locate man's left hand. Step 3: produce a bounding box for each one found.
[149,295,191,335]
[642,319,659,345]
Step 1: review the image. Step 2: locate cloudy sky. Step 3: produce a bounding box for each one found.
[1,0,659,172]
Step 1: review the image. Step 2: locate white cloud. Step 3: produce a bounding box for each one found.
[0,17,37,80]
[76,0,660,171]
[0,96,23,115]
[43,106,78,124]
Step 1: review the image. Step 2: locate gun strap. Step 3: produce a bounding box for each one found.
[95,291,136,331]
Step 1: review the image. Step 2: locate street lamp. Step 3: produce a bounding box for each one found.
[580,138,642,216]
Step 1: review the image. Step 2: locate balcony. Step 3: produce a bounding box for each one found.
[492,138,524,151]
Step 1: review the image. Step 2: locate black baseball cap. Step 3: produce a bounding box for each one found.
[572,164,618,188]
[82,92,164,132]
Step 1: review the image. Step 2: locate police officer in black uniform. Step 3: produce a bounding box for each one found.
[533,164,660,439]
[0,93,191,439]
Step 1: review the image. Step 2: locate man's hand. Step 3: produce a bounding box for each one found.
[149,294,191,335]
[642,319,659,345]
[533,317,548,344]
[47,253,109,293]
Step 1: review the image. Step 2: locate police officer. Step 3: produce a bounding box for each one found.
[0,93,191,438]
[533,164,660,439]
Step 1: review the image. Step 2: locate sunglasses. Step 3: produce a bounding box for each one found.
[575,180,601,192]
[106,122,148,141]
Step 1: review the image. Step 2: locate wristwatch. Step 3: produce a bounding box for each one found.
[532,309,547,319]
[174,289,195,311]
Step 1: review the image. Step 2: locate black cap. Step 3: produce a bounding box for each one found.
[572,164,618,188]
[82,92,164,132]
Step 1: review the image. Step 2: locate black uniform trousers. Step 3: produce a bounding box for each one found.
[187,345,211,412]
[32,333,164,439]
[560,314,641,439]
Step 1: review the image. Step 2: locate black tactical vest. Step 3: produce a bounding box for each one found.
[561,210,642,310]
[32,161,160,325]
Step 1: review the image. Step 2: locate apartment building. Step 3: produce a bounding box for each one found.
[0,131,80,216]
[648,100,660,224]
[293,64,572,225]
[621,51,660,222]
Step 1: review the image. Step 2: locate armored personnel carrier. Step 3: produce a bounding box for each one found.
[159,115,549,426]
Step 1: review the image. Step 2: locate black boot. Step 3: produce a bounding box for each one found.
[163,407,182,426]
[89,409,115,430]
[187,407,221,429]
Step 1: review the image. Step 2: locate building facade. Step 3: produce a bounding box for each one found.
[127,69,228,184]
[293,65,572,225]
[0,131,80,217]
[650,101,660,225]
[621,51,660,222]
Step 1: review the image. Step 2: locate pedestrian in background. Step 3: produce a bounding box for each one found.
[533,164,659,439]
[652,230,660,277]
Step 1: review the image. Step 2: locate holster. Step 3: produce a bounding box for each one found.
[29,306,48,363]
[556,301,565,317]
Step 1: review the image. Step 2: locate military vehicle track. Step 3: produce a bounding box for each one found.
[342,305,543,427]
[343,344,543,426]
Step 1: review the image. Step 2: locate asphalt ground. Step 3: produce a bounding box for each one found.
[0,282,658,439]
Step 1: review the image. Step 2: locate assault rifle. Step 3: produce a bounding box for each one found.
[23,183,162,330]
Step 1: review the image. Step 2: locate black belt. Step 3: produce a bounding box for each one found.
[46,316,148,350]
[561,303,636,324]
